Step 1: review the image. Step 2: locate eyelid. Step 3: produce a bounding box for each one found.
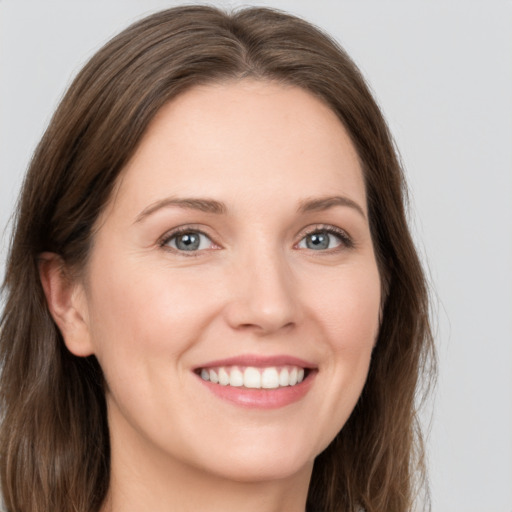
[157,223,354,256]
[295,224,354,250]
[158,225,220,256]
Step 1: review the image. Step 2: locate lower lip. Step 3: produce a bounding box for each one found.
[195,371,316,409]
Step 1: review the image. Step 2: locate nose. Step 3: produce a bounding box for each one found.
[223,247,301,335]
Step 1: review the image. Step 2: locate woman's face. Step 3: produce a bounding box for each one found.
[72,80,381,483]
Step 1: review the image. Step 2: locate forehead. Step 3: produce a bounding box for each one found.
[111,79,366,216]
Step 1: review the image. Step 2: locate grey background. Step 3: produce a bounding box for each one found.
[1,1,511,511]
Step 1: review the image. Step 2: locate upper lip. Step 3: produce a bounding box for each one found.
[194,354,317,370]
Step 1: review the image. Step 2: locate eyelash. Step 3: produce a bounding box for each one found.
[158,224,354,256]
[158,226,213,257]
[299,224,354,251]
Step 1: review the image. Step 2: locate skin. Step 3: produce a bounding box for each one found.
[41,80,382,512]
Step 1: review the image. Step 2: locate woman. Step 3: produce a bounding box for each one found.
[0,5,435,512]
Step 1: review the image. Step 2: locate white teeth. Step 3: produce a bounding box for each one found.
[279,368,289,386]
[229,368,244,387]
[218,367,230,386]
[199,365,307,389]
[261,367,279,389]
[244,367,261,388]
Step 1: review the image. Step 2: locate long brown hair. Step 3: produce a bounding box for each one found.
[0,6,435,512]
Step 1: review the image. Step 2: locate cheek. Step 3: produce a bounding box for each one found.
[309,261,381,349]
[82,259,218,431]
[306,261,380,425]
[84,256,226,371]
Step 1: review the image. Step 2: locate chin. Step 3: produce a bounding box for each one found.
[191,433,319,484]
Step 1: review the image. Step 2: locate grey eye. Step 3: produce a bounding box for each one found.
[175,233,200,251]
[307,232,329,250]
[298,230,343,251]
[166,231,212,251]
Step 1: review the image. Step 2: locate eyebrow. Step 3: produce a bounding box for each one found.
[134,194,366,223]
[297,195,366,219]
[135,197,226,223]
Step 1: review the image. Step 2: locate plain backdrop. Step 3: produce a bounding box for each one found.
[1,1,511,511]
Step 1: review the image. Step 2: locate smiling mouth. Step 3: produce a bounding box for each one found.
[196,365,310,389]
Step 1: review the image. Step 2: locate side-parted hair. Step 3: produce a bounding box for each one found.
[0,6,435,512]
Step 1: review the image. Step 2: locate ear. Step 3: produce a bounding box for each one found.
[38,252,95,357]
